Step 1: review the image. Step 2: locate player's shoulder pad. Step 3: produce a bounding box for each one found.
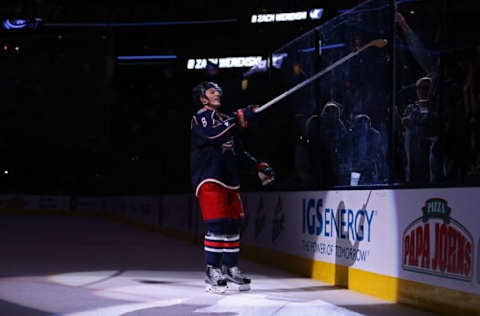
[194,108,216,128]
[195,108,213,121]
[197,108,208,115]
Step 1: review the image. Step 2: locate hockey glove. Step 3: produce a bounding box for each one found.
[257,162,275,186]
[236,105,258,128]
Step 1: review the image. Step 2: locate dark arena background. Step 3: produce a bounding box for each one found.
[0,0,479,315]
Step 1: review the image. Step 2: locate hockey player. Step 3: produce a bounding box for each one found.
[190,81,275,293]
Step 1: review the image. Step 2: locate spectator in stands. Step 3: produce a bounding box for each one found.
[402,76,442,183]
[306,101,348,186]
[464,50,480,179]
[344,114,384,185]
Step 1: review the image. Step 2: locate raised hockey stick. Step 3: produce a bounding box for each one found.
[254,39,388,114]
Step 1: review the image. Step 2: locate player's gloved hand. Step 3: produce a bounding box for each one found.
[236,105,258,128]
[257,162,275,186]
[247,104,259,115]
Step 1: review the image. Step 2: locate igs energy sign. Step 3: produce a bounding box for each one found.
[402,198,473,281]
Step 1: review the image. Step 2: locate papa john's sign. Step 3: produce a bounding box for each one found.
[402,198,473,281]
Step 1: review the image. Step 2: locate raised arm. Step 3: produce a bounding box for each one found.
[396,12,435,75]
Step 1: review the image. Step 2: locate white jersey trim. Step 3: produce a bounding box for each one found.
[195,179,240,197]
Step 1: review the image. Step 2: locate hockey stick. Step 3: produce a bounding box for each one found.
[254,39,388,114]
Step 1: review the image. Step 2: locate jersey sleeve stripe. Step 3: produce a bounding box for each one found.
[207,122,236,139]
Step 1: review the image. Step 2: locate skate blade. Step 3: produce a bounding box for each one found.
[227,282,251,291]
[205,284,228,294]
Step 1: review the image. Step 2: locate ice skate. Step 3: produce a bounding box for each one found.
[222,265,251,291]
[205,265,228,294]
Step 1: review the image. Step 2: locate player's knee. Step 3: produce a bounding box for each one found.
[207,219,240,235]
[207,221,229,235]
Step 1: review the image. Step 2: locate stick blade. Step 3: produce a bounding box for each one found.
[370,38,388,48]
[359,39,388,52]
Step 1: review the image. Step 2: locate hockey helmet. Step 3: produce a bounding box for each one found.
[192,81,223,107]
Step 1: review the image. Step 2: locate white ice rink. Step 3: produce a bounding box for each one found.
[0,212,437,316]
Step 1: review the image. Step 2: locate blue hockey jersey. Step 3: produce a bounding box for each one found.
[190,107,258,196]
